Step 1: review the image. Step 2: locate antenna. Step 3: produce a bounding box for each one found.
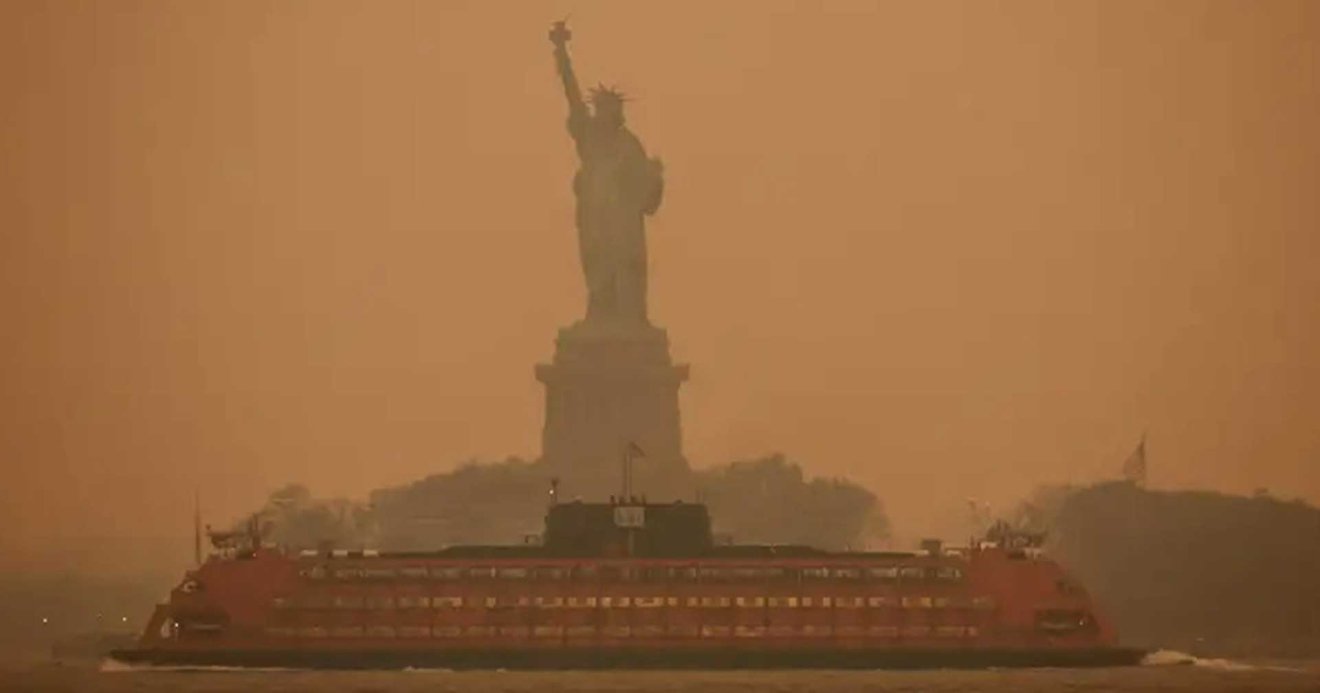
[621,441,645,502]
[193,488,202,566]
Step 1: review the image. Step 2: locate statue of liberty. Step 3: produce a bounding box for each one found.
[549,20,665,326]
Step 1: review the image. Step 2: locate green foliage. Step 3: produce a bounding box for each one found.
[695,454,888,550]
[248,454,889,554]
[1044,482,1320,656]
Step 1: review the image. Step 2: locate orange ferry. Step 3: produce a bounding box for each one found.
[111,496,1142,669]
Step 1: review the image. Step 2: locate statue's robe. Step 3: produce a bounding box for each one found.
[568,112,663,324]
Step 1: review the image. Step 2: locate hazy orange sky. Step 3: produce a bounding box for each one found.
[2,1,1317,574]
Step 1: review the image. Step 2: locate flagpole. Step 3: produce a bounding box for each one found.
[193,488,202,567]
[622,443,630,502]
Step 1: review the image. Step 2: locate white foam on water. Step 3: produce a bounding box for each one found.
[1140,649,1304,673]
[98,658,303,673]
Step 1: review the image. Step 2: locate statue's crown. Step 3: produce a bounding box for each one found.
[589,83,627,106]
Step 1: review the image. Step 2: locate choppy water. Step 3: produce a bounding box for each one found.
[1,651,1317,692]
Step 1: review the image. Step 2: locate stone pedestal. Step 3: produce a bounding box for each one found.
[535,321,692,501]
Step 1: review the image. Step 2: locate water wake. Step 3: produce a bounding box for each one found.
[99,658,301,673]
[1141,649,1304,673]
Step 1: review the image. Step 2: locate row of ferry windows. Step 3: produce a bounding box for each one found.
[275,595,996,610]
[265,624,981,639]
[302,565,964,583]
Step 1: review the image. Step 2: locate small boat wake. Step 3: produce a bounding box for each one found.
[99,658,302,674]
[1141,649,1304,673]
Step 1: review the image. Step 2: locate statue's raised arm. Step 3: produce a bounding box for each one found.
[549,20,588,131]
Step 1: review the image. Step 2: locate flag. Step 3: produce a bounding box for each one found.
[1122,434,1147,486]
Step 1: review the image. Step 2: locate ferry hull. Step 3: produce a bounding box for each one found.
[110,645,1146,670]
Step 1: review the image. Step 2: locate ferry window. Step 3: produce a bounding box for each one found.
[361,567,396,580]
[469,567,497,579]
[430,567,462,580]
[1035,609,1093,633]
[333,567,362,580]
[300,595,331,609]
[302,566,327,580]
[572,565,598,581]
[367,625,396,638]
[699,566,732,582]
[399,567,428,579]
[598,566,634,582]
[331,625,363,638]
[867,596,895,608]
[734,596,765,608]
[272,597,293,609]
[971,596,996,610]
[566,596,596,608]
[365,595,395,609]
[535,596,564,608]
[299,626,328,638]
[901,596,933,608]
[567,625,597,637]
[641,567,669,582]
[398,626,430,638]
[635,596,664,608]
[432,626,462,638]
[902,625,930,637]
[936,566,963,581]
[432,596,462,608]
[801,567,830,580]
[835,596,863,608]
[935,625,964,638]
[666,596,679,607]
[932,597,951,609]
[867,566,898,581]
[397,596,430,609]
[497,567,529,579]
[899,566,925,581]
[669,567,698,581]
[333,595,364,609]
[830,567,861,580]
[536,567,567,580]
[466,625,494,637]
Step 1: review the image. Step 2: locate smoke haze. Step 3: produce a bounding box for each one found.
[2,1,1318,578]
